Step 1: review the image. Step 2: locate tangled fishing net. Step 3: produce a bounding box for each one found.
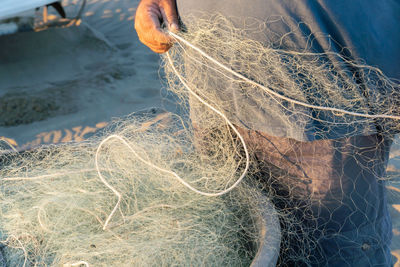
[1,14,400,266]
[164,16,400,141]
[163,14,400,266]
[0,112,272,266]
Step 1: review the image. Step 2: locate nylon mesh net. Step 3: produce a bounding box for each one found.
[0,113,273,266]
[162,15,400,266]
[0,13,399,266]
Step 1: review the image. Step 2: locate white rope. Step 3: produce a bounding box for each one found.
[166,52,250,192]
[95,129,249,229]
[169,31,400,121]
[94,51,251,230]
[94,138,122,230]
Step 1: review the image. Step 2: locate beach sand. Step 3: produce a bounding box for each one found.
[1,0,400,265]
[0,0,169,149]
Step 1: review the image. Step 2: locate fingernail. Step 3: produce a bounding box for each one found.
[170,23,179,32]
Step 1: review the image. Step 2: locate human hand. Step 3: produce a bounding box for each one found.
[134,0,179,53]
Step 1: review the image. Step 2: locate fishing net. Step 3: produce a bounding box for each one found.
[0,13,399,267]
[162,15,400,266]
[164,15,400,140]
[0,112,276,266]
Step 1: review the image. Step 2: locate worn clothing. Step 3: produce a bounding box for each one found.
[177,0,400,142]
[176,1,399,265]
[238,129,393,266]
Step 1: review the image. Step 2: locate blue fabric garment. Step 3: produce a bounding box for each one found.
[175,1,398,265]
[177,0,400,80]
[236,128,393,266]
[176,0,400,141]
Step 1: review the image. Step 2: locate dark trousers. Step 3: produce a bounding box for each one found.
[238,128,393,266]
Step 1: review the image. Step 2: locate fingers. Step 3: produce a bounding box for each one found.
[137,21,173,52]
[145,41,173,53]
[160,0,179,32]
[138,29,173,53]
[134,0,178,53]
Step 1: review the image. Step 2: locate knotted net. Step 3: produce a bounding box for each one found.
[0,14,399,266]
[162,15,400,265]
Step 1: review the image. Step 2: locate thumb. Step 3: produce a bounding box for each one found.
[160,0,179,32]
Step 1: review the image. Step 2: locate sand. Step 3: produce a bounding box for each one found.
[1,0,400,265]
[0,0,169,149]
